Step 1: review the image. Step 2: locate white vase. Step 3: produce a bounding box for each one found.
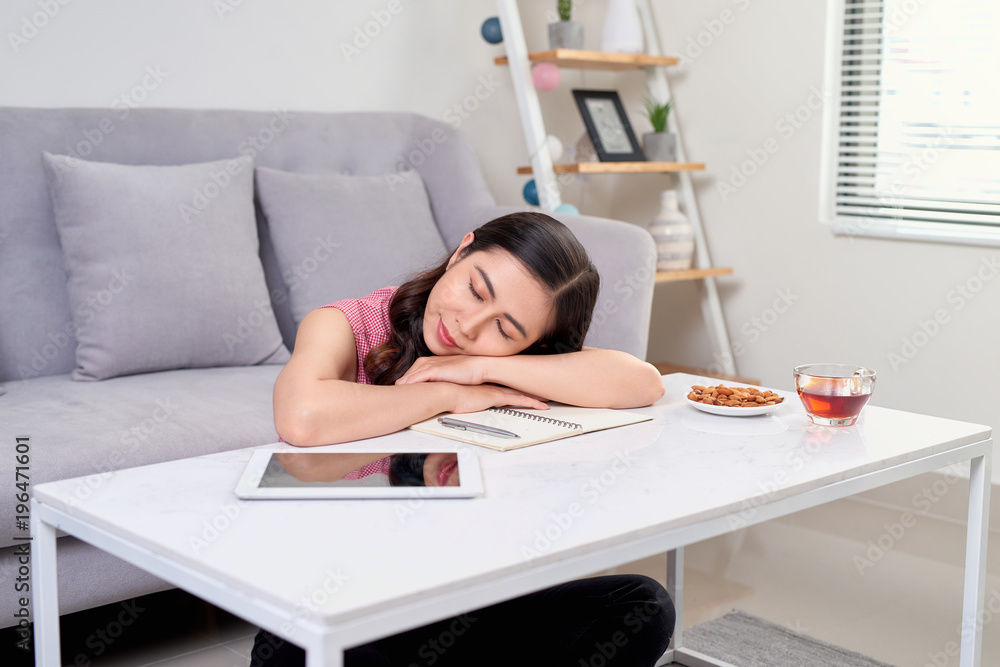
[648,190,694,271]
[601,0,644,54]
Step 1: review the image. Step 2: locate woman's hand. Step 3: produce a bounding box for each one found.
[397,357,549,412]
[395,355,492,387]
[449,384,549,414]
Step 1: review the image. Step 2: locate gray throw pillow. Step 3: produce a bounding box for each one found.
[255,167,448,325]
[42,153,290,381]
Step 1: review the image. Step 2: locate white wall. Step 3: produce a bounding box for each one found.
[3,0,997,480]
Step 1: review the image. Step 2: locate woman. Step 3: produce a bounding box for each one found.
[252,212,673,667]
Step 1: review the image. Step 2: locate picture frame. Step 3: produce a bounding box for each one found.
[571,89,646,162]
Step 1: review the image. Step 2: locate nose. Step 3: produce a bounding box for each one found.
[456,306,493,341]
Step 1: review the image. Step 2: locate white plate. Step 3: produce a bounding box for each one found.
[685,386,786,417]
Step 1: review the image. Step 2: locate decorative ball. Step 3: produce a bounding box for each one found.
[531,63,561,91]
[522,179,540,206]
[481,17,502,44]
[546,135,564,162]
[554,203,580,216]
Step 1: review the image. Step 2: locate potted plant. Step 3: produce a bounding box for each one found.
[549,0,583,50]
[641,98,676,162]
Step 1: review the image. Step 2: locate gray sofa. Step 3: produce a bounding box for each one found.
[0,106,656,626]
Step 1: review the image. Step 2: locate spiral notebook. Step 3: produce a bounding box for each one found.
[408,403,653,451]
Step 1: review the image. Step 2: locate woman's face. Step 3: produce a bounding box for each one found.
[423,453,460,487]
[423,234,554,357]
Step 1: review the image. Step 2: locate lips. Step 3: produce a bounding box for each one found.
[437,459,458,486]
[437,317,458,348]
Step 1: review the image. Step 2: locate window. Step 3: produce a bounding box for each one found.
[819,0,1000,246]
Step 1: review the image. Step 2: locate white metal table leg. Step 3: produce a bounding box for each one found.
[30,499,61,666]
[667,547,684,651]
[960,452,992,667]
[306,643,340,667]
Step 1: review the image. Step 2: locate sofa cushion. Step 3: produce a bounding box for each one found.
[41,153,290,381]
[255,166,448,325]
[0,365,283,549]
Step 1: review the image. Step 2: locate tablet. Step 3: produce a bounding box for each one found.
[234,447,483,500]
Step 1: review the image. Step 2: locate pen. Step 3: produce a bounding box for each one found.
[438,417,520,439]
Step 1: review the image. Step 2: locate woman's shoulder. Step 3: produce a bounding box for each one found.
[319,286,400,318]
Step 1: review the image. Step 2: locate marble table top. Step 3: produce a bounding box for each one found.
[35,374,991,626]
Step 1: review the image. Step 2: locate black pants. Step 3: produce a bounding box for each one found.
[250,574,674,667]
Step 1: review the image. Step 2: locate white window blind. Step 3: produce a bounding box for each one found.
[821,0,1000,244]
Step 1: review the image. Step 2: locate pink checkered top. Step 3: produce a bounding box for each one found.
[320,286,400,385]
[342,456,392,480]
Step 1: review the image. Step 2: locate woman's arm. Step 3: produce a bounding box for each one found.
[396,347,665,409]
[273,308,548,447]
[487,348,664,408]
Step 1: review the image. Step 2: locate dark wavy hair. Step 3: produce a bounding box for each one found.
[388,453,429,487]
[365,212,600,386]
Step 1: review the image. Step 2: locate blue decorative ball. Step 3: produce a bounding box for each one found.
[554,203,580,216]
[481,17,502,44]
[522,179,539,206]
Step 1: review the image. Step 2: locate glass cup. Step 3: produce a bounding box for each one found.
[793,364,876,427]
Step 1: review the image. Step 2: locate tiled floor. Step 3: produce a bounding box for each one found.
[5,493,998,667]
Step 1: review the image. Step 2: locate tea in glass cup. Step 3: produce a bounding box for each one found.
[793,364,876,426]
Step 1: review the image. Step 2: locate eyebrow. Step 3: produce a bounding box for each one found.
[475,264,527,339]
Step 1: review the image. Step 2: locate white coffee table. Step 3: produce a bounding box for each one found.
[31,374,992,666]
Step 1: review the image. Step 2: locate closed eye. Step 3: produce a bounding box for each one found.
[471,281,513,340]
[496,319,512,341]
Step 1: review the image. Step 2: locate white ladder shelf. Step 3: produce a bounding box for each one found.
[494,0,737,376]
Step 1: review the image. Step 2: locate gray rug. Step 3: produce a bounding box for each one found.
[669,610,895,667]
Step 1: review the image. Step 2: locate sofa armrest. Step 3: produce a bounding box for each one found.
[467,206,657,360]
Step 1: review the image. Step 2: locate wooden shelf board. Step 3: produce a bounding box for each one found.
[495,49,679,71]
[517,161,705,175]
[655,267,733,282]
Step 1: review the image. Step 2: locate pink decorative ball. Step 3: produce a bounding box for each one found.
[532,63,561,91]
